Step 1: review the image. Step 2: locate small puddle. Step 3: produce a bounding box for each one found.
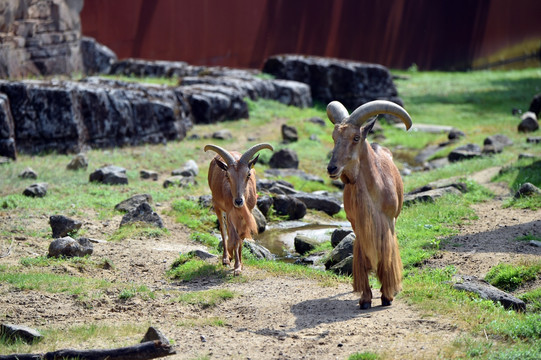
[255,220,351,261]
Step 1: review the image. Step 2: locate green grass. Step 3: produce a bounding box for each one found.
[485,262,541,292]
[168,198,217,232]
[108,222,169,242]
[348,352,380,360]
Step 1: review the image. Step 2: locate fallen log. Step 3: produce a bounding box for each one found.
[0,340,176,360]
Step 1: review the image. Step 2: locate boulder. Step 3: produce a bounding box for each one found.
[18,167,37,179]
[269,148,299,169]
[252,207,267,233]
[140,170,158,180]
[243,241,273,260]
[324,233,355,269]
[22,183,48,198]
[452,275,525,311]
[291,192,342,216]
[256,195,274,217]
[257,179,297,195]
[0,323,43,344]
[404,186,462,206]
[526,137,541,144]
[294,235,318,255]
[329,255,353,276]
[281,124,298,143]
[272,195,306,220]
[528,93,541,117]
[212,129,233,140]
[49,215,82,238]
[66,153,88,170]
[514,182,541,198]
[187,249,218,261]
[163,175,196,188]
[172,159,199,177]
[448,143,482,162]
[331,229,354,248]
[0,93,16,160]
[115,194,153,212]
[262,54,402,110]
[482,134,513,154]
[48,236,93,258]
[120,203,164,228]
[81,36,117,75]
[518,111,539,132]
[89,165,128,185]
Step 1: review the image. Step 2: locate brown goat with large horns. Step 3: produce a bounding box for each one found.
[205,143,274,275]
[326,100,412,309]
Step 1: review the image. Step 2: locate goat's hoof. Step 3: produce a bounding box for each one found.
[233,269,242,276]
[381,297,393,307]
[359,301,371,310]
[222,259,231,267]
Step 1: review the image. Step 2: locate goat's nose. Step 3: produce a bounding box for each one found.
[327,165,337,174]
[234,198,244,207]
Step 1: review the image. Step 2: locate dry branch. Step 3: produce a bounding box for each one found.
[0,340,176,360]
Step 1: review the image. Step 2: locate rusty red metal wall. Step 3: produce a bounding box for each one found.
[80,0,541,70]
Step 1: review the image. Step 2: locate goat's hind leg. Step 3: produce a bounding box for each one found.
[377,233,403,307]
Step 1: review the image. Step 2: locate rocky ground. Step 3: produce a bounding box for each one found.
[0,167,540,360]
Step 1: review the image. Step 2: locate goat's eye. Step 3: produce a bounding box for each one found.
[246,172,251,179]
[353,135,360,142]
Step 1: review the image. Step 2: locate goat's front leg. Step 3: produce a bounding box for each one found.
[352,240,373,309]
[215,208,230,266]
[227,227,243,276]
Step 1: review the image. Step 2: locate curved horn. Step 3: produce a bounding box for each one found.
[347,100,413,130]
[239,143,274,164]
[326,101,350,124]
[204,144,236,166]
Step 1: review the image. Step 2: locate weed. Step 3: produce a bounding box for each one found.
[485,262,541,292]
[168,258,226,282]
[348,352,380,360]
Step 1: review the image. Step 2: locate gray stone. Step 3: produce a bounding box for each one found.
[22,183,48,197]
[483,134,513,154]
[331,229,354,248]
[212,129,233,140]
[243,241,274,260]
[257,179,297,195]
[163,175,196,188]
[291,192,342,216]
[272,195,306,220]
[448,143,482,162]
[66,153,88,170]
[120,202,164,228]
[89,165,128,185]
[329,255,353,276]
[48,236,93,258]
[526,137,541,144]
[252,207,267,233]
[529,93,541,117]
[263,54,401,110]
[81,36,117,75]
[172,159,199,177]
[49,215,82,238]
[448,128,465,141]
[518,111,539,132]
[198,194,213,208]
[514,182,541,198]
[140,170,158,181]
[256,195,273,217]
[187,249,218,261]
[269,148,299,169]
[0,93,16,160]
[452,275,525,311]
[404,186,462,206]
[115,194,153,212]
[529,240,541,247]
[0,323,43,344]
[324,233,355,269]
[305,117,326,126]
[294,235,318,255]
[281,124,298,143]
[140,326,170,345]
[18,167,37,179]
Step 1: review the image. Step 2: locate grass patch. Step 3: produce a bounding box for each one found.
[494,158,541,210]
[485,262,541,292]
[348,352,380,360]
[118,284,156,301]
[177,317,228,327]
[108,223,169,242]
[169,198,217,232]
[172,289,236,308]
[519,288,541,313]
[168,255,226,282]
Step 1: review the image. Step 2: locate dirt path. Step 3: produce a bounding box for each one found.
[1,167,540,359]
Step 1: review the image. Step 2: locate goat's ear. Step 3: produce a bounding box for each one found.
[248,154,260,169]
[361,118,377,140]
[215,158,228,171]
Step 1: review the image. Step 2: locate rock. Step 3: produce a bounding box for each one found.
[183,84,249,124]
[324,233,355,269]
[448,128,465,141]
[483,134,513,154]
[18,167,37,179]
[22,183,48,197]
[526,137,541,144]
[294,235,318,255]
[514,182,541,198]
[269,148,299,169]
[448,143,482,162]
[404,186,462,206]
[49,215,82,238]
[187,249,218,261]
[172,159,199,177]
[257,179,297,195]
[198,194,213,208]
[256,195,274,217]
[140,327,170,345]
[518,111,539,132]
[281,124,298,143]
[262,54,402,110]
[0,93,16,160]
[414,142,452,164]
[295,252,326,266]
[329,255,353,276]
[529,93,541,117]
[306,116,326,126]
[48,236,93,258]
[81,36,117,75]
[452,275,525,311]
[291,192,342,216]
[163,175,196,188]
[252,207,267,233]
[89,165,128,185]
[518,153,537,160]
[140,170,158,180]
[243,241,274,260]
[331,229,354,248]
[115,194,153,212]
[212,129,233,140]
[407,179,468,195]
[272,195,307,220]
[66,153,88,170]
[0,323,43,344]
[120,203,164,228]
[529,240,541,247]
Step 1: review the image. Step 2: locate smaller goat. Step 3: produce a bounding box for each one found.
[326,100,412,309]
[205,143,273,275]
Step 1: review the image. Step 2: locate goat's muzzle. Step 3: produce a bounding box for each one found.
[234,197,244,208]
[327,164,341,179]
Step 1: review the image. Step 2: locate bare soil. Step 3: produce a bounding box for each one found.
[1,167,540,360]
